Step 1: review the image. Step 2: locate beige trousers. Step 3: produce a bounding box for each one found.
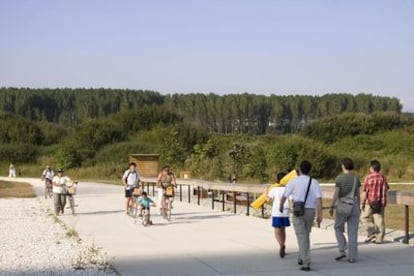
[292,208,315,266]
[360,205,385,242]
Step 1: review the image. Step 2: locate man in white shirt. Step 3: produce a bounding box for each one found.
[122,162,140,215]
[279,160,323,272]
[41,165,54,182]
[52,169,72,215]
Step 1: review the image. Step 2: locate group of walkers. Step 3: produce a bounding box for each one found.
[266,159,389,272]
[122,162,176,223]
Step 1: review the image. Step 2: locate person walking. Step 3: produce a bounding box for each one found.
[360,160,389,244]
[265,172,290,258]
[279,160,323,272]
[8,163,16,178]
[122,162,141,215]
[52,169,72,215]
[329,158,361,263]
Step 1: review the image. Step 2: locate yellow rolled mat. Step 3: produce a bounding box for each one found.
[250,170,298,210]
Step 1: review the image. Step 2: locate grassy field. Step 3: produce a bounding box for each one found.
[322,184,414,233]
[0,180,36,198]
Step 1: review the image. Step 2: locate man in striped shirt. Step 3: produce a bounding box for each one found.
[360,160,389,244]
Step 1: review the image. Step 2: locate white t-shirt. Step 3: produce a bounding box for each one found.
[52,176,71,194]
[283,175,322,209]
[268,187,289,217]
[42,169,54,180]
[122,170,140,189]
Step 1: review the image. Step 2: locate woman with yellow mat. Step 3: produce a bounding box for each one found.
[251,169,298,210]
[265,172,291,258]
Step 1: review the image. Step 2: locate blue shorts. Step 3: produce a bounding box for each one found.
[272,217,290,228]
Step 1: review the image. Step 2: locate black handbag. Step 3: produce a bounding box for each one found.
[293,177,312,217]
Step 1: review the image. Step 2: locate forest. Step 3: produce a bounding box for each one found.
[0,87,412,182]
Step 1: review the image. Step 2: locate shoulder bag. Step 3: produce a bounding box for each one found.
[293,177,312,217]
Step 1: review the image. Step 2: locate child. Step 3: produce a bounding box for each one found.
[137,192,155,224]
[265,172,290,258]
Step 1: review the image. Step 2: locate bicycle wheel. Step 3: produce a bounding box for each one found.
[131,206,137,218]
[69,195,75,215]
[142,210,149,226]
[44,186,48,199]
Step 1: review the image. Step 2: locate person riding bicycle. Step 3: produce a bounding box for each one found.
[52,169,72,216]
[157,165,176,215]
[41,165,54,186]
[137,191,155,224]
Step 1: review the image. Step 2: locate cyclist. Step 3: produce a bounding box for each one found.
[41,166,54,191]
[157,165,176,216]
[52,169,72,216]
[137,191,155,224]
[122,162,141,215]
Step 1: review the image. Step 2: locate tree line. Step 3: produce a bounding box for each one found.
[0,88,402,135]
[1,87,412,181]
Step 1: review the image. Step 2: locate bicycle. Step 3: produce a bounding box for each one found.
[65,182,78,215]
[44,179,53,199]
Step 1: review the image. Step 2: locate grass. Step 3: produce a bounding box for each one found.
[0,180,36,198]
[66,228,80,238]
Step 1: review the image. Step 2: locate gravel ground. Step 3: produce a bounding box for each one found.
[0,198,116,276]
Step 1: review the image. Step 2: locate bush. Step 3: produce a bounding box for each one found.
[0,144,38,163]
[266,136,339,179]
[55,143,82,169]
[302,112,412,144]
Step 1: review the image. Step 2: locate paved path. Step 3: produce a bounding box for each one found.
[3,177,414,276]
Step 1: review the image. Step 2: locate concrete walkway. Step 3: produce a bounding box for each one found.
[3,177,414,276]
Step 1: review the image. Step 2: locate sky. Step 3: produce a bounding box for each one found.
[0,0,413,111]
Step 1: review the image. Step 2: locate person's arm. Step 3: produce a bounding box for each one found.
[264,187,272,202]
[157,173,162,188]
[329,187,340,216]
[122,171,128,186]
[279,181,294,212]
[171,174,177,187]
[136,172,141,188]
[279,196,287,213]
[384,177,390,192]
[316,197,323,226]
[52,177,62,187]
[360,178,368,211]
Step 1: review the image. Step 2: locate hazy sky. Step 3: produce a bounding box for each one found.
[1,0,413,111]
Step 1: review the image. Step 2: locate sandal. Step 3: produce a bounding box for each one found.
[335,254,347,261]
[365,234,376,243]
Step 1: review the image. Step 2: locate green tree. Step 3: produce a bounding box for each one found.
[228,142,251,177]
